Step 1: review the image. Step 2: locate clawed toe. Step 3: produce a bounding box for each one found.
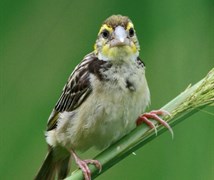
[136,109,173,138]
[84,159,102,173]
[71,149,102,180]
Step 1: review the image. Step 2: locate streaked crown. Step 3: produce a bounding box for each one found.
[103,15,130,29]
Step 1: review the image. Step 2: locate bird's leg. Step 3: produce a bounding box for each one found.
[70,149,102,180]
[136,109,173,137]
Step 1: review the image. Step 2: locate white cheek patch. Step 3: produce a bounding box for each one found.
[115,26,127,42]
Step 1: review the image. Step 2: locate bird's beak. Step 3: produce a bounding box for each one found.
[110,26,130,47]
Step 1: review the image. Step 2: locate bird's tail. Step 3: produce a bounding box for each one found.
[34,147,71,180]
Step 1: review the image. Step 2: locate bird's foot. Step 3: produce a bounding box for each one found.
[71,150,102,180]
[136,109,173,138]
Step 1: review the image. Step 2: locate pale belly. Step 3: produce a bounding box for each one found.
[46,64,150,151]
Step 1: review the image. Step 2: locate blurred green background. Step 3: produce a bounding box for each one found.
[0,0,213,179]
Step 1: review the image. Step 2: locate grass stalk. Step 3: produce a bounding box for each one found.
[66,68,214,180]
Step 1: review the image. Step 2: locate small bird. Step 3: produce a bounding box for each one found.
[35,15,172,180]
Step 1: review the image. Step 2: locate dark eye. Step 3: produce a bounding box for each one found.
[101,30,109,39]
[129,28,134,37]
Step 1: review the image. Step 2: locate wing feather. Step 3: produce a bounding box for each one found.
[47,52,112,131]
[47,53,95,131]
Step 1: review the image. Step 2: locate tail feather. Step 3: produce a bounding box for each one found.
[58,156,71,179]
[35,148,70,180]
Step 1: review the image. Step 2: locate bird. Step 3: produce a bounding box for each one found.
[35,14,172,180]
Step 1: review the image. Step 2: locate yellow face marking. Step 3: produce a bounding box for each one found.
[94,24,113,53]
[94,43,97,52]
[94,22,139,56]
[98,24,113,35]
[126,22,134,30]
[130,42,137,53]
[102,44,110,56]
[101,43,137,59]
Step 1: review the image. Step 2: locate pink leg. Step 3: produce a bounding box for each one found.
[71,149,102,180]
[136,109,173,138]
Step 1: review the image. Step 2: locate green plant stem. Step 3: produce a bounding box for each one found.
[66,68,214,180]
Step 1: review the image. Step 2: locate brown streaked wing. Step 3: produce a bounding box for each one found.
[46,53,95,131]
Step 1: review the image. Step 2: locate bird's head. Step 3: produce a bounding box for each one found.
[94,15,140,62]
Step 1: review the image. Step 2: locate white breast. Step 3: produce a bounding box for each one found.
[46,61,150,151]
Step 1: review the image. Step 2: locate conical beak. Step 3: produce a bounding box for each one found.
[110,26,130,47]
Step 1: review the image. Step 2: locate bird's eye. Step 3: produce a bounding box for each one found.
[101,30,109,39]
[129,28,134,37]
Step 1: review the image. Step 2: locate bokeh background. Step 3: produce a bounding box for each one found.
[0,0,214,179]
